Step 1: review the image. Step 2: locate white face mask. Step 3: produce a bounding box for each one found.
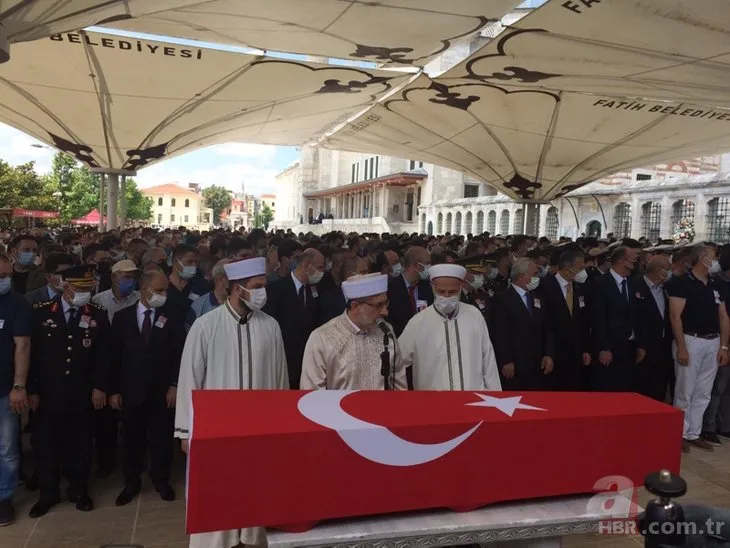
[470,274,484,290]
[418,263,430,281]
[710,260,721,274]
[573,269,588,284]
[308,269,324,285]
[391,263,403,278]
[148,291,167,308]
[434,294,459,315]
[71,291,91,307]
[526,276,540,291]
[240,286,267,310]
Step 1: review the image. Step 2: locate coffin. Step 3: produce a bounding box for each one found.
[186,390,682,534]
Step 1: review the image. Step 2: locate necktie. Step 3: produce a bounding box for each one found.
[68,307,79,328]
[298,285,305,308]
[526,292,534,315]
[142,309,152,344]
[408,283,417,313]
[621,279,629,302]
[566,282,573,316]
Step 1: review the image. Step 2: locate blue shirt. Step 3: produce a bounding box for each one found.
[185,291,221,332]
[0,290,32,396]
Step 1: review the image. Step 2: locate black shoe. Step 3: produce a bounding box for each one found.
[29,497,59,518]
[0,499,15,526]
[155,482,175,502]
[718,431,730,439]
[75,492,93,512]
[25,474,39,492]
[115,485,140,507]
[702,431,722,446]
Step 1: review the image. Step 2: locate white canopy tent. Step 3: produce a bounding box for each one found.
[321,0,730,231]
[1,0,520,65]
[0,29,410,228]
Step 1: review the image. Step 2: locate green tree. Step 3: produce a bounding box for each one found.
[202,185,232,224]
[0,160,60,212]
[64,165,101,221]
[50,152,77,219]
[260,203,274,230]
[124,178,154,222]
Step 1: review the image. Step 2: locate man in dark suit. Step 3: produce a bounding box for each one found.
[590,246,644,392]
[538,249,592,391]
[317,256,368,326]
[490,257,554,390]
[24,253,76,306]
[635,255,673,402]
[264,247,325,389]
[386,245,433,337]
[27,265,110,517]
[109,269,184,506]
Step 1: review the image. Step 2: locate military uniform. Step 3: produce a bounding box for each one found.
[455,256,492,322]
[461,288,490,322]
[27,289,110,512]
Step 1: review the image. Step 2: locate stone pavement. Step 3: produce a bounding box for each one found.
[4,443,730,548]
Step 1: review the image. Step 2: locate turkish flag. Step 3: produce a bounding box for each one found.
[186,390,681,534]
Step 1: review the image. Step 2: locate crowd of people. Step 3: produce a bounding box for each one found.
[0,225,728,546]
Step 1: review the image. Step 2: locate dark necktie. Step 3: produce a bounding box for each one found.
[142,309,153,344]
[526,292,534,315]
[408,283,417,313]
[298,285,305,309]
[621,279,629,302]
[68,307,79,329]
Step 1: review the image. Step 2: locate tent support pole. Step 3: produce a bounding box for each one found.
[521,203,540,236]
[98,173,106,232]
[107,173,119,230]
[119,175,127,228]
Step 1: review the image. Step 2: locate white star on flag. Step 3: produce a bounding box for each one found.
[466,393,546,417]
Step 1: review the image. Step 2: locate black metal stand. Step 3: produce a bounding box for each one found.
[639,470,687,547]
[380,330,391,391]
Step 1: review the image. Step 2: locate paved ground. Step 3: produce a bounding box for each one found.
[5,443,730,548]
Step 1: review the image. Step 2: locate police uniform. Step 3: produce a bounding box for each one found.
[457,257,491,322]
[27,266,110,516]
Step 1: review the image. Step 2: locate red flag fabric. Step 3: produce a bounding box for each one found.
[186,390,682,534]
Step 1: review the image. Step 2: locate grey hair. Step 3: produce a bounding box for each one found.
[510,257,534,281]
[690,244,711,266]
[139,268,164,289]
[211,258,230,280]
[141,246,165,268]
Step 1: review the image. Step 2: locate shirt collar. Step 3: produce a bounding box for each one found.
[644,275,662,290]
[555,273,570,288]
[610,268,626,284]
[291,271,304,292]
[61,297,75,315]
[137,300,153,315]
[224,298,252,323]
[343,311,368,335]
[114,290,139,305]
[513,284,528,298]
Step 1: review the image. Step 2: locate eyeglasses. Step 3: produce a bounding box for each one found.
[362,299,389,310]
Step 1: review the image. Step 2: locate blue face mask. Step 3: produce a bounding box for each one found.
[0,278,11,295]
[18,251,36,266]
[177,260,197,280]
[118,278,137,298]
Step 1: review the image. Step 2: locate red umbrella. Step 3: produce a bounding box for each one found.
[70,209,106,225]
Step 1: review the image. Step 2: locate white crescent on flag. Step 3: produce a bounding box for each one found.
[297,390,481,467]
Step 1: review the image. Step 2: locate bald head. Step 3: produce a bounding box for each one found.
[294,247,325,285]
[403,246,430,284]
[646,255,671,285]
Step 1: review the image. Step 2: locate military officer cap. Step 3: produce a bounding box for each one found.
[61,265,96,288]
[454,254,490,273]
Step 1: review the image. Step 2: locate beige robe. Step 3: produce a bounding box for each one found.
[398,303,502,391]
[176,300,289,548]
[301,312,406,390]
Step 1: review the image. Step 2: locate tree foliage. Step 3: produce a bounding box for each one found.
[0,159,59,213]
[260,203,274,230]
[202,185,232,224]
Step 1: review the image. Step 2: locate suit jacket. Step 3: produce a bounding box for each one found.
[317,287,346,326]
[489,285,554,390]
[263,274,319,389]
[635,277,671,357]
[24,285,56,306]
[591,270,641,360]
[386,276,434,337]
[539,274,591,360]
[109,304,185,406]
[28,298,110,413]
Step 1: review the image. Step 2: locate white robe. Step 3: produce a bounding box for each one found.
[398,303,502,391]
[176,300,289,548]
[301,312,407,390]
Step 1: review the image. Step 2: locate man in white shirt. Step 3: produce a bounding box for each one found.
[92,260,140,323]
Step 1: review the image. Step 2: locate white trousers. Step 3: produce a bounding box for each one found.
[673,336,720,440]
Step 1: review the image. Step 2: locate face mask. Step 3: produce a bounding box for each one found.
[148,291,167,308]
[0,278,11,295]
[573,269,588,284]
[240,286,267,310]
[488,268,499,280]
[434,294,459,315]
[710,260,721,274]
[663,270,673,282]
[418,264,430,281]
[177,260,197,280]
[470,274,484,289]
[71,291,91,307]
[71,244,82,255]
[290,258,299,272]
[118,278,137,298]
[526,276,540,291]
[391,263,403,278]
[18,251,36,266]
[324,260,333,272]
[308,269,324,285]
[538,266,548,278]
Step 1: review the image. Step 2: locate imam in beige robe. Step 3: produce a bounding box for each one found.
[301,312,406,390]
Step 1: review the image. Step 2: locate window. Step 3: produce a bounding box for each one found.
[640,202,661,242]
[707,198,730,243]
[184,215,189,223]
[545,207,559,240]
[157,197,163,206]
[476,211,485,233]
[636,173,652,182]
[271,202,275,207]
[513,209,524,235]
[499,210,510,235]
[437,212,443,234]
[171,198,176,207]
[445,212,452,234]
[409,160,424,170]
[374,157,379,178]
[351,164,356,183]
[170,214,176,222]
[671,199,695,236]
[455,212,462,235]
[487,211,496,234]
[204,213,210,223]
[463,184,479,198]
[464,211,473,234]
[185,199,190,207]
[612,203,632,238]
[157,213,162,224]
[420,213,426,233]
